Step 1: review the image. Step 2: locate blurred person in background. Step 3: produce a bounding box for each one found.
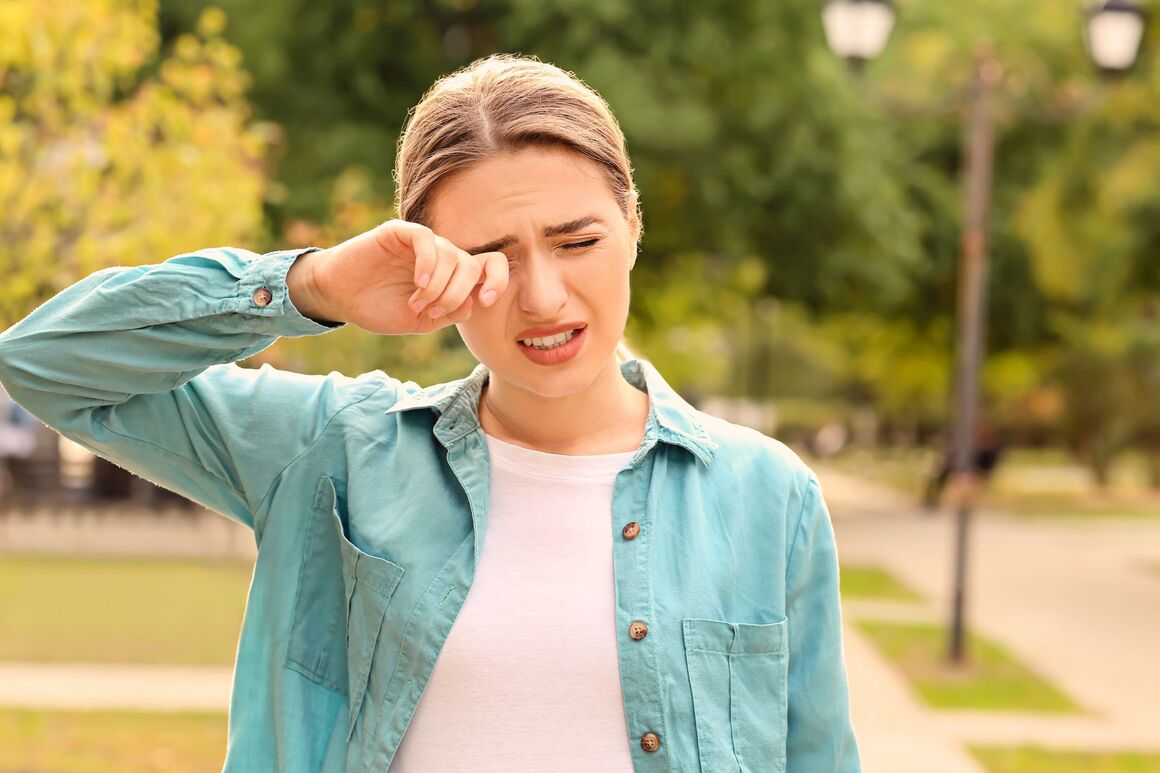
[0,54,860,771]
[922,419,1005,512]
[0,385,39,505]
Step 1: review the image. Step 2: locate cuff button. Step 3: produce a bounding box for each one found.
[252,287,273,307]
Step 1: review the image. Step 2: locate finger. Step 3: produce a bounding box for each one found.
[378,219,437,290]
[424,251,484,320]
[409,237,459,312]
[445,293,474,324]
[473,251,510,307]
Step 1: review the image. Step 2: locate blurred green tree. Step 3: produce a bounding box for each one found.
[20,0,1148,484]
[0,0,272,326]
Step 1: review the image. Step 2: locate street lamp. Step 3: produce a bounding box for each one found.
[822,0,1146,663]
[821,0,896,67]
[1086,0,1147,73]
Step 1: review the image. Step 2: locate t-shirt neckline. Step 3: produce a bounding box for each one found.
[482,430,637,481]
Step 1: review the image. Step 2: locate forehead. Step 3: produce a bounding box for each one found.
[427,146,617,239]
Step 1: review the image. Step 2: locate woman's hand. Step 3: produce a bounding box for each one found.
[293,219,510,336]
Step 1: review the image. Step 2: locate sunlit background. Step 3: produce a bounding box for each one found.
[1,1,1158,771]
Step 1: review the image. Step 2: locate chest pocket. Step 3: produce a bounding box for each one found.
[683,616,789,773]
[285,474,406,743]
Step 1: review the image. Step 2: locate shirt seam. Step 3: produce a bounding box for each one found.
[92,413,238,499]
[785,471,818,587]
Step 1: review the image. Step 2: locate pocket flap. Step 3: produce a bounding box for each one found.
[317,475,406,598]
[330,507,405,598]
[682,616,788,656]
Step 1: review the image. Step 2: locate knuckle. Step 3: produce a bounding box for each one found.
[461,252,483,275]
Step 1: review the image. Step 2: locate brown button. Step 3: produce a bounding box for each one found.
[252,287,273,307]
[629,620,648,640]
[640,732,661,752]
[622,522,640,540]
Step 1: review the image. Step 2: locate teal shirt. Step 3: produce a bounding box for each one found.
[0,247,861,772]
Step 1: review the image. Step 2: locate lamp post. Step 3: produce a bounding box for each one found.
[821,0,1146,663]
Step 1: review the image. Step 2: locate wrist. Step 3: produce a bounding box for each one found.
[287,248,343,325]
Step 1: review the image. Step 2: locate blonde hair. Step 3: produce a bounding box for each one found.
[393,53,641,363]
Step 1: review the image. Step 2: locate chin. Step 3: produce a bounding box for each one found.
[478,345,614,397]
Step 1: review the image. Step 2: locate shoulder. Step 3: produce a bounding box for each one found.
[320,368,423,417]
[697,410,815,486]
[694,409,820,529]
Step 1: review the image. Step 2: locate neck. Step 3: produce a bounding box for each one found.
[478,357,649,455]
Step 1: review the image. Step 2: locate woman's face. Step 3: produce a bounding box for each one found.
[426,145,639,399]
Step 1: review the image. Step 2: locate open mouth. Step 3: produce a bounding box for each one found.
[517,326,585,350]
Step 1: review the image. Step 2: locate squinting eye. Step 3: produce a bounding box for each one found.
[562,238,601,250]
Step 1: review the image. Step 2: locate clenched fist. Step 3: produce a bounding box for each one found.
[287,219,510,336]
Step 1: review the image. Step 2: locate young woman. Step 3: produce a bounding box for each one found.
[0,54,860,772]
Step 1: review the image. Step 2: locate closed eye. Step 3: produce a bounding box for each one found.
[506,238,603,265]
[562,238,601,250]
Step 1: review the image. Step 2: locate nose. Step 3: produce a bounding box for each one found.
[517,247,568,318]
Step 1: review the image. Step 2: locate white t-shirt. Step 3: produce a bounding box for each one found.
[388,430,638,771]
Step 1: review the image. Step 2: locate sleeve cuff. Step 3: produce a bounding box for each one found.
[240,247,347,337]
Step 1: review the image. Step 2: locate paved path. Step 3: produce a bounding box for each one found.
[817,463,1160,769]
[0,504,255,559]
[0,662,233,711]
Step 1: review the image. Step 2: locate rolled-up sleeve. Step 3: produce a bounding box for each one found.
[0,247,383,539]
[785,471,862,772]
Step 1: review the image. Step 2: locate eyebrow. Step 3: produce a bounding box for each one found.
[464,215,607,256]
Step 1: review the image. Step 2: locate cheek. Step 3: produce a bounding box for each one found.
[457,310,502,350]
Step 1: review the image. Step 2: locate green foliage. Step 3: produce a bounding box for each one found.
[160,0,927,313]
[7,0,1157,482]
[0,1,271,326]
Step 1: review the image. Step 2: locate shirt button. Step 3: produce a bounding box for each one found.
[640,732,661,752]
[252,287,273,307]
[622,522,640,540]
[629,620,648,640]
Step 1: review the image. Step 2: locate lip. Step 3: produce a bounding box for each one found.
[515,322,586,341]
[517,324,586,366]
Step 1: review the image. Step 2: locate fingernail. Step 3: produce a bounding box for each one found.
[481,289,497,306]
[427,304,446,319]
[417,272,430,288]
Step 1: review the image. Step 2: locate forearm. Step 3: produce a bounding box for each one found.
[0,246,342,425]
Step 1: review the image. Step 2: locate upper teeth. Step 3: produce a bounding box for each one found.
[521,329,576,347]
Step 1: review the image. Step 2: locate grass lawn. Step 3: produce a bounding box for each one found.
[0,708,227,772]
[855,620,1082,713]
[970,745,1160,772]
[0,554,252,665]
[840,565,925,602]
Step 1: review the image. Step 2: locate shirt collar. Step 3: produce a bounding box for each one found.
[384,357,718,467]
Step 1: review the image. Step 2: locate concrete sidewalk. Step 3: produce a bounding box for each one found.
[819,463,1160,769]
